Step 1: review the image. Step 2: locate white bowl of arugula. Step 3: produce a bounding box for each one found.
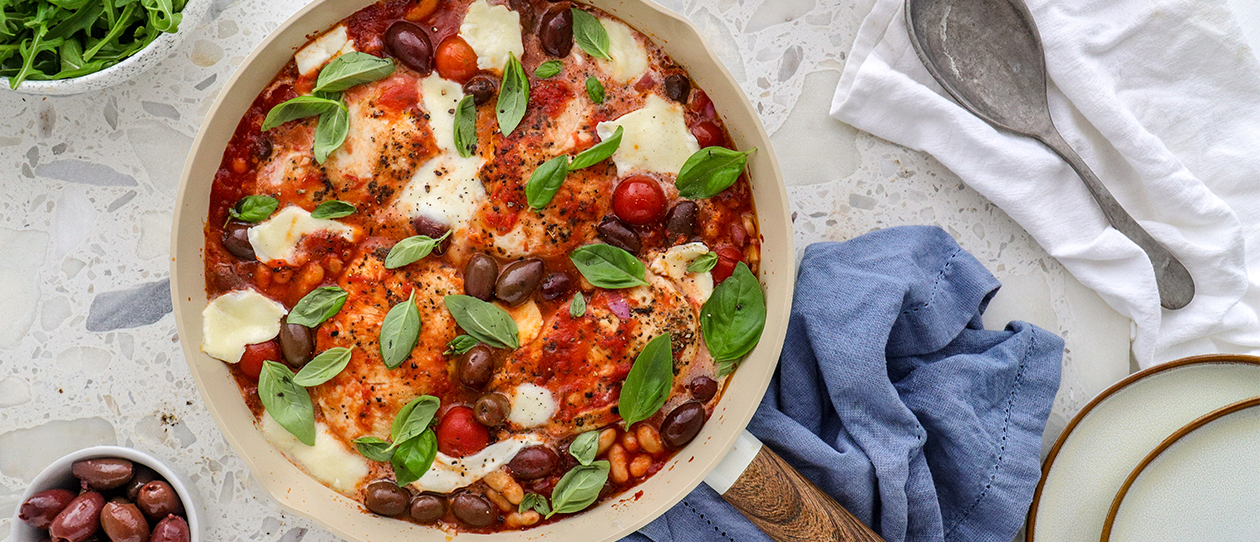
[0,0,208,95]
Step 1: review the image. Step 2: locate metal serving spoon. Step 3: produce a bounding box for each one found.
[904,0,1195,310]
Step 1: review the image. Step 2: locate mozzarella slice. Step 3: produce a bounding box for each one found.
[260,412,369,495]
[394,74,488,229]
[247,206,358,265]
[508,383,558,429]
[459,0,524,72]
[596,18,649,83]
[202,289,287,364]
[596,95,700,176]
[651,242,710,280]
[295,25,355,76]
[411,434,543,493]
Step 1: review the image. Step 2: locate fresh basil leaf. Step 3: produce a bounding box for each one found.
[675,147,757,200]
[570,292,587,318]
[258,360,316,446]
[313,101,349,164]
[444,295,520,350]
[454,95,477,158]
[570,9,611,60]
[496,53,530,136]
[392,429,438,487]
[391,395,440,445]
[313,52,395,93]
[585,76,605,104]
[716,359,739,378]
[353,437,395,462]
[310,200,356,219]
[261,95,343,131]
[569,125,621,170]
[229,195,278,223]
[700,262,766,363]
[525,155,570,209]
[287,286,349,327]
[444,335,479,356]
[535,60,563,79]
[569,430,599,466]
[617,333,674,427]
[519,492,551,515]
[570,244,648,289]
[384,231,450,269]
[686,252,719,274]
[292,347,353,387]
[547,461,610,518]
[380,291,422,369]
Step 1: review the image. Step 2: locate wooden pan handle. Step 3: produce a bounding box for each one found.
[719,445,885,542]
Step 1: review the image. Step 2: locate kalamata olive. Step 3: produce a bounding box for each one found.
[148,515,190,542]
[364,481,410,517]
[507,446,558,480]
[122,465,159,502]
[72,458,134,491]
[449,492,495,527]
[411,215,451,255]
[660,401,706,449]
[664,74,692,103]
[384,21,434,74]
[279,320,315,368]
[495,259,545,306]
[539,272,572,300]
[253,137,273,162]
[473,393,511,426]
[410,494,446,523]
[19,488,76,529]
[597,217,642,254]
[136,480,183,522]
[457,344,494,389]
[539,6,573,57]
[462,75,498,105]
[689,376,718,402]
[664,201,698,240]
[48,491,104,542]
[464,253,499,301]
[100,502,150,542]
[222,222,256,261]
[509,0,536,26]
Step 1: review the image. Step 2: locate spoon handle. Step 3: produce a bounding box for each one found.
[1035,128,1194,310]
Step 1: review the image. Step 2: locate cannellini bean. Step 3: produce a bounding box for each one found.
[254,265,272,289]
[324,257,343,275]
[484,469,525,505]
[621,431,640,453]
[609,443,630,484]
[597,428,617,456]
[504,510,541,528]
[485,488,513,512]
[637,425,665,454]
[295,263,324,293]
[272,267,292,285]
[629,454,652,478]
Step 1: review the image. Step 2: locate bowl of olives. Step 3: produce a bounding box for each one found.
[10,446,201,542]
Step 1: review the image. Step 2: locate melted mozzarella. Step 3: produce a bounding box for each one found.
[295,25,355,76]
[500,300,543,345]
[596,18,649,82]
[651,242,709,280]
[260,412,369,495]
[459,0,524,72]
[596,95,700,176]
[508,383,557,428]
[412,434,542,493]
[247,206,358,265]
[394,75,488,228]
[201,289,287,363]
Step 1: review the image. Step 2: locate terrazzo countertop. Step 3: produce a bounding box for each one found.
[14,0,1252,539]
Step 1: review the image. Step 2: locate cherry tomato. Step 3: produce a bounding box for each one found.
[688,89,711,114]
[436,406,490,457]
[711,245,743,284]
[404,0,439,21]
[612,176,667,225]
[435,36,478,83]
[690,121,723,149]
[239,341,281,381]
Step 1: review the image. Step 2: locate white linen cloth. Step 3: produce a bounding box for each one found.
[832,0,1260,367]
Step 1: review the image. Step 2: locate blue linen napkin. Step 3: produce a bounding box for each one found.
[623,225,1063,542]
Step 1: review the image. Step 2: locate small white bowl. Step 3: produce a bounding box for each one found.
[9,445,203,542]
[0,0,209,96]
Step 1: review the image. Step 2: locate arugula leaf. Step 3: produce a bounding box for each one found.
[380,291,422,369]
[570,292,587,318]
[258,360,316,446]
[569,125,622,170]
[547,461,610,517]
[444,335,479,356]
[585,76,605,104]
[454,95,477,158]
[313,52,395,93]
[700,263,766,364]
[229,195,278,223]
[525,155,570,209]
[675,147,757,200]
[287,286,349,327]
[535,60,563,79]
[686,252,719,274]
[384,231,450,269]
[570,9,611,60]
[261,96,343,131]
[292,347,353,387]
[310,200,356,219]
[570,244,648,289]
[444,295,520,350]
[617,333,674,427]
[496,53,529,136]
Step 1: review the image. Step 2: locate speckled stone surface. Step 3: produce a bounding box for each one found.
[6,0,1250,540]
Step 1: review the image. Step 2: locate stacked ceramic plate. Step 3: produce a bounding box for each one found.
[1026,354,1260,542]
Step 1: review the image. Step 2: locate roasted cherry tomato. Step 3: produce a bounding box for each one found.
[690,121,723,149]
[612,175,667,225]
[239,341,281,381]
[711,245,743,284]
[436,406,490,457]
[435,36,478,83]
